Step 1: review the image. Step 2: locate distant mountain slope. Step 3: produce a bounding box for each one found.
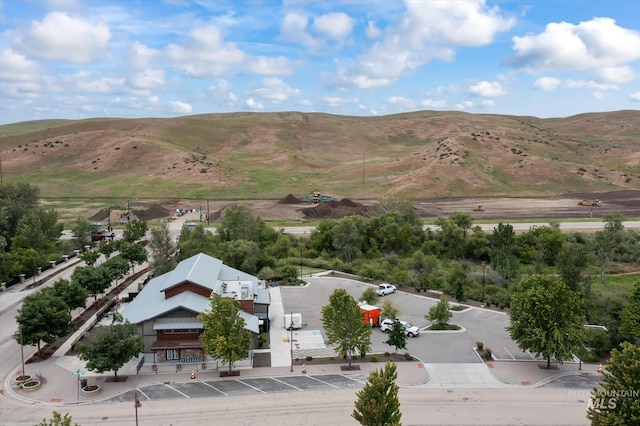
[1,110,638,200]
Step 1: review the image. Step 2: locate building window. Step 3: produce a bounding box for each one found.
[166,349,180,360]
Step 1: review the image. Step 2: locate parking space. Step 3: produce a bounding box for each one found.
[101,374,364,403]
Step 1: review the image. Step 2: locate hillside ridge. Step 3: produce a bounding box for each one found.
[1,110,638,200]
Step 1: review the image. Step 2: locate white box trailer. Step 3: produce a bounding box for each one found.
[284,313,302,330]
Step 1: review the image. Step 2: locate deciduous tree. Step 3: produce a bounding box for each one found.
[619,281,640,344]
[52,279,88,313]
[359,287,379,306]
[76,320,143,379]
[321,289,372,369]
[507,275,585,369]
[352,362,402,426]
[16,290,73,356]
[587,342,640,425]
[427,296,453,329]
[384,320,407,356]
[380,299,400,321]
[148,221,176,275]
[198,294,252,374]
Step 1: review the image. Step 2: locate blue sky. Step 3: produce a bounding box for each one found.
[1,0,639,125]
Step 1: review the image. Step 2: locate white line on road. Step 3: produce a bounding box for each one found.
[272,377,304,391]
[164,383,190,398]
[236,379,266,393]
[137,388,151,400]
[503,346,516,360]
[201,381,228,396]
[306,375,340,389]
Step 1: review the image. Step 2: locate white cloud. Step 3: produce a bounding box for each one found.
[341,1,513,88]
[245,56,295,75]
[481,100,495,107]
[323,96,348,107]
[128,41,158,69]
[366,20,381,39]
[564,79,618,91]
[0,49,42,82]
[279,12,318,48]
[509,17,640,71]
[469,81,506,97]
[456,100,473,110]
[595,66,635,84]
[166,25,245,77]
[15,12,111,63]
[127,69,165,92]
[533,77,561,91]
[208,79,237,105]
[246,98,264,110]
[75,75,126,94]
[388,96,415,109]
[421,99,446,108]
[247,78,301,102]
[630,92,640,102]
[312,12,354,40]
[148,96,159,105]
[169,100,192,113]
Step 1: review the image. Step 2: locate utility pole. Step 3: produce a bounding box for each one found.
[134,391,142,425]
[207,199,210,226]
[290,312,294,372]
[481,261,486,308]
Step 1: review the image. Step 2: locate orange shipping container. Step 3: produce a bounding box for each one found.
[359,304,381,327]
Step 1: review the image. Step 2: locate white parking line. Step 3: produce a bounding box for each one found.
[236,379,266,393]
[272,377,303,391]
[503,346,516,360]
[164,383,190,398]
[136,388,151,400]
[201,381,228,396]
[307,375,340,389]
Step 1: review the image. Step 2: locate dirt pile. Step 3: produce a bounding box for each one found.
[137,204,171,221]
[301,199,376,219]
[87,204,171,222]
[279,194,303,204]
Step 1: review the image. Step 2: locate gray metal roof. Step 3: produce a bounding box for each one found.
[121,253,263,334]
[256,288,271,305]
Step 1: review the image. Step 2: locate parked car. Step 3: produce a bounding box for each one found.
[380,319,420,337]
[376,283,396,296]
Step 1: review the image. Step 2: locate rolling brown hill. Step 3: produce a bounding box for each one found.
[0,110,638,201]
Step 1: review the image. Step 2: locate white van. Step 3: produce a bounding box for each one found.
[284,313,302,330]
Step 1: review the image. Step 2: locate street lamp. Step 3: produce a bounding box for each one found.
[299,244,303,279]
[290,311,294,372]
[481,261,486,308]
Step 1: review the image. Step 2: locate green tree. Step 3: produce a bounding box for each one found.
[118,241,148,273]
[427,296,453,329]
[7,247,45,281]
[51,279,88,313]
[35,411,80,426]
[490,222,519,285]
[148,221,176,275]
[80,249,100,266]
[98,241,117,259]
[332,215,366,262]
[507,275,586,369]
[16,290,73,356]
[72,266,109,301]
[76,321,143,379]
[352,362,402,426]
[15,206,62,252]
[321,289,372,369]
[177,224,218,261]
[71,216,94,249]
[218,239,261,274]
[0,181,40,248]
[217,204,262,243]
[359,287,379,306]
[384,320,407,356]
[587,342,640,425]
[557,241,590,292]
[619,281,640,344]
[198,294,252,374]
[122,220,148,243]
[102,255,131,283]
[448,262,468,302]
[380,299,400,321]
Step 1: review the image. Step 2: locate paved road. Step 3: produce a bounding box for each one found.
[0,387,592,425]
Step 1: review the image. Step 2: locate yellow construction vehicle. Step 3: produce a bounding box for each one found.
[578,199,601,207]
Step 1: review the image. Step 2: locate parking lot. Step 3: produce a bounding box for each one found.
[281,275,538,364]
[104,373,367,403]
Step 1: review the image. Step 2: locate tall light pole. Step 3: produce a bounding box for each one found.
[134,391,142,425]
[481,261,486,308]
[299,244,303,279]
[290,312,294,372]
